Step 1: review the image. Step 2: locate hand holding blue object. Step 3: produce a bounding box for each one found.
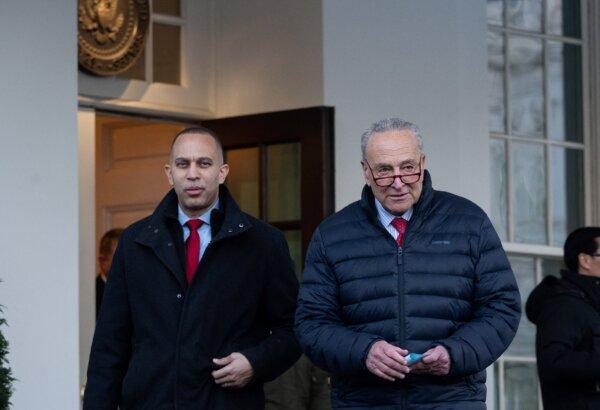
[406,352,425,366]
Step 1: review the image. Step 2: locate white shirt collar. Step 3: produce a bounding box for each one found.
[177,199,220,227]
[374,199,413,229]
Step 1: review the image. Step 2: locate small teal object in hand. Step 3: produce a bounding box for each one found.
[406,353,425,366]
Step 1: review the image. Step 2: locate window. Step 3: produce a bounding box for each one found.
[120,0,184,85]
[79,0,215,117]
[486,0,588,409]
[488,0,585,247]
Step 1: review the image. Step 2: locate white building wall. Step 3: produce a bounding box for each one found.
[0,1,80,409]
[0,1,495,406]
[323,0,490,213]
[215,0,324,117]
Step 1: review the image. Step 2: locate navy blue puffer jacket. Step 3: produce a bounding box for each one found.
[295,171,521,409]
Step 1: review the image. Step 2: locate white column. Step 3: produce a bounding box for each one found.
[78,108,96,399]
[0,1,79,408]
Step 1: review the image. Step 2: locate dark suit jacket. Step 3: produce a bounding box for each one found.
[84,186,301,409]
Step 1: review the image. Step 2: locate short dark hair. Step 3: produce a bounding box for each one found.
[563,227,600,271]
[99,228,124,257]
[169,126,224,163]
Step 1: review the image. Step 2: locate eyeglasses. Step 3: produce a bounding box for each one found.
[363,159,422,187]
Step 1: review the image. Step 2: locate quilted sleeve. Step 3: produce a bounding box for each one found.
[295,228,382,376]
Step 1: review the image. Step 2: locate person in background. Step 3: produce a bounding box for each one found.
[526,227,600,410]
[96,228,123,319]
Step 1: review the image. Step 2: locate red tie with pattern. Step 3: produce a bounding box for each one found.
[391,217,408,246]
[185,219,203,284]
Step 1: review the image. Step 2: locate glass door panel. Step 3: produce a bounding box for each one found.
[225,147,260,218]
[267,143,301,222]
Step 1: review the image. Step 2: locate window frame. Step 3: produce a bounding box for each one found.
[78,0,217,118]
[488,2,590,250]
[487,1,594,410]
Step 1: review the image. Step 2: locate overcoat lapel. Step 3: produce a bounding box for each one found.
[134,190,187,290]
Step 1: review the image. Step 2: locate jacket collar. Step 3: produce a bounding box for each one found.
[134,185,252,290]
[359,169,435,233]
[561,269,600,312]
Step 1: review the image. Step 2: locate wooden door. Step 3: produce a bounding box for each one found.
[203,106,335,276]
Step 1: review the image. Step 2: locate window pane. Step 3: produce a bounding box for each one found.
[547,0,581,38]
[510,36,544,137]
[504,362,540,410]
[507,256,535,356]
[507,0,542,32]
[551,147,584,246]
[267,143,301,222]
[284,230,302,281]
[512,141,547,244]
[548,42,583,142]
[491,139,508,241]
[487,0,504,26]
[488,31,506,134]
[225,147,260,219]
[153,23,180,84]
[153,0,180,16]
[119,49,145,81]
[542,257,564,278]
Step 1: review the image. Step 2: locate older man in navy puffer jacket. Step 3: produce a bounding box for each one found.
[295,118,521,409]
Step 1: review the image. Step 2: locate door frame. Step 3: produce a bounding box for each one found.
[203,106,335,262]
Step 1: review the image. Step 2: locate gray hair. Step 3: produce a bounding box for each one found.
[360,118,424,159]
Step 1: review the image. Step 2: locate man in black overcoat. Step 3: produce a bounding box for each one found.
[526,227,600,410]
[84,127,301,409]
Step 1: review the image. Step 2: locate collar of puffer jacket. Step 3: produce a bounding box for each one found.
[359,169,435,227]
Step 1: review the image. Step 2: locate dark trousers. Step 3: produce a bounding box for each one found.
[265,355,331,410]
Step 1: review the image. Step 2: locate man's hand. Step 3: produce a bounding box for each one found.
[365,340,410,381]
[212,352,254,388]
[410,345,451,376]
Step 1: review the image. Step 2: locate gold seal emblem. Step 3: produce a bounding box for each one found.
[78,0,149,76]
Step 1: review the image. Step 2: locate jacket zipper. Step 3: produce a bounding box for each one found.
[397,242,406,409]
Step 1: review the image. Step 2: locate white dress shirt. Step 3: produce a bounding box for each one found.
[178,199,219,261]
[374,199,413,240]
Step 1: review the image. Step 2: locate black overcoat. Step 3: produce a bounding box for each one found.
[526,270,600,410]
[84,186,301,409]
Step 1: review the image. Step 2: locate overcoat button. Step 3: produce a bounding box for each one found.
[176,293,183,299]
[154,229,159,234]
[167,242,173,247]
[239,223,244,228]
[228,228,233,233]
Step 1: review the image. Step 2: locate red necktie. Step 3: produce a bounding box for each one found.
[391,217,408,246]
[185,219,203,284]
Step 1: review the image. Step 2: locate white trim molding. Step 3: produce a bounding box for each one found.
[588,0,600,225]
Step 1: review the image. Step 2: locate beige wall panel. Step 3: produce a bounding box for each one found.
[95,115,185,252]
[215,0,324,117]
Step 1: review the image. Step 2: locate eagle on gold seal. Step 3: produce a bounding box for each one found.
[79,0,125,44]
[78,0,149,76]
